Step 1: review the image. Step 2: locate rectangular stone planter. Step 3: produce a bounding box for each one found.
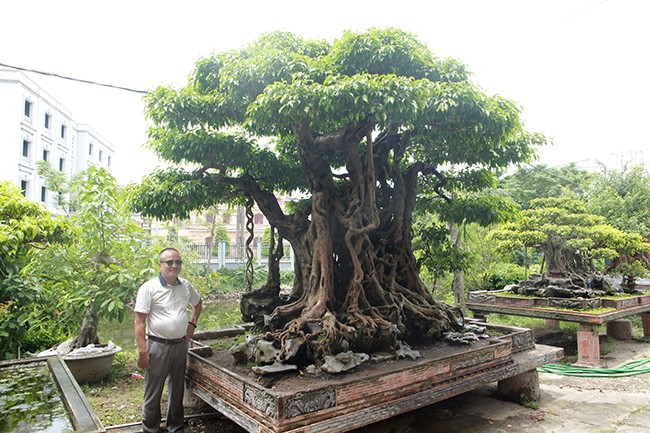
[0,355,105,432]
[186,326,561,433]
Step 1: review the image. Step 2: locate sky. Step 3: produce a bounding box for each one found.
[2,0,648,184]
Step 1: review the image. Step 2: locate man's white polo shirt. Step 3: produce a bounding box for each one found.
[135,274,201,340]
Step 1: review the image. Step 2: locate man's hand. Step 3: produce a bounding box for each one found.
[137,350,150,369]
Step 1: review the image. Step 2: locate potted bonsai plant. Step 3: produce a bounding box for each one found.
[32,166,156,382]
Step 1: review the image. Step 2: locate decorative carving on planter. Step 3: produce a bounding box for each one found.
[285,387,336,419]
[244,383,277,418]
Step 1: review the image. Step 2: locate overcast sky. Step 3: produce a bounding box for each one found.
[2,0,648,184]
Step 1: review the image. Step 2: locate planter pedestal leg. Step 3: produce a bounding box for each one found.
[546,319,560,330]
[497,369,540,403]
[606,319,633,340]
[640,313,650,341]
[574,324,601,367]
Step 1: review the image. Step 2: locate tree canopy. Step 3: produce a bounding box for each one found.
[0,181,71,358]
[131,28,544,367]
[585,163,650,238]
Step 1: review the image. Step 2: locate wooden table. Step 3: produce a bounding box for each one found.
[467,300,650,367]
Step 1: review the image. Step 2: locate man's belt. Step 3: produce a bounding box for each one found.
[147,335,186,345]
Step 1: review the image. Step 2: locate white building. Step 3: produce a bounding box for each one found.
[0,68,114,213]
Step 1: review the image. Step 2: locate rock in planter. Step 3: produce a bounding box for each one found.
[320,351,369,373]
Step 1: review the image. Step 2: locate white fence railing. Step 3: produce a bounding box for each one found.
[186,242,294,270]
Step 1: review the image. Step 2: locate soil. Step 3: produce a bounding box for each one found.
[203,335,497,391]
[93,330,650,433]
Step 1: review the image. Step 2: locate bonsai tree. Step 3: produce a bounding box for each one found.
[131,28,542,366]
[488,197,649,294]
[29,166,156,350]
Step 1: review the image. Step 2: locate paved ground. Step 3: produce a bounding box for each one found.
[352,337,650,433]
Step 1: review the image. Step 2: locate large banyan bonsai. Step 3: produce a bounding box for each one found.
[131,28,542,366]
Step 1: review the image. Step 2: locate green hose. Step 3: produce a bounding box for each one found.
[538,357,650,377]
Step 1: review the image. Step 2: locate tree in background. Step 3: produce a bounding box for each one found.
[414,191,521,308]
[0,181,72,358]
[585,163,650,238]
[497,163,591,209]
[131,28,543,366]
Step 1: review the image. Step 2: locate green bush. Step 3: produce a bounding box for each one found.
[479,263,529,291]
[191,267,296,299]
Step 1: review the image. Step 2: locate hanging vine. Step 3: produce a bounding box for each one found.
[244,194,255,292]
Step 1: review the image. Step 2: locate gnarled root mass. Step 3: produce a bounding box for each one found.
[238,229,463,369]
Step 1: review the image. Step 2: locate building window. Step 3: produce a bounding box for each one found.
[99,149,103,162]
[43,149,49,161]
[22,139,30,158]
[89,143,94,156]
[59,157,65,171]
[44,113,51,129]
[60,124,66,139]
[20,180,28,197]
[41,186,47,202]
[254,213,264,224]
[24,100,32,118]
[107,155,112,168]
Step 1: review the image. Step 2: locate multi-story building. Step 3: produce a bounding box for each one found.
[0,68,114,213]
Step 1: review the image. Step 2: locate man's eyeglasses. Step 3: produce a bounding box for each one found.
[161,259,183,266]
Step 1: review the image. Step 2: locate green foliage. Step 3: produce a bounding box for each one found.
[36,160,74,211]
[131,28,542,222]
[488,197,648,276]
[454,224,538,291]
[498,163,591,208]
[482,263,530,291]
[27,167,157,346]
[0,181,72,358]
[414,218,469,279]
[418,192,520,227]
[585,163,650,237]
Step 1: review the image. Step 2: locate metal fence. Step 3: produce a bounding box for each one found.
[186,242,294,270]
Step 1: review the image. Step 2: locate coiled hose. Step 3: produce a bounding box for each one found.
[538,357,650,377]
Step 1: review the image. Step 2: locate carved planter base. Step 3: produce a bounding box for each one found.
[468,292,650,367]
[186,325,561,433]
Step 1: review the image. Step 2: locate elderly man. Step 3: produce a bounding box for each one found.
[134,247,202,433]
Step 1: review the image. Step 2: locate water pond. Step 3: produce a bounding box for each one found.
[0,362,73,433]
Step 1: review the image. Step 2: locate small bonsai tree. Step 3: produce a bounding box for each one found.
[488,197,649,294]
[30,166,156,349]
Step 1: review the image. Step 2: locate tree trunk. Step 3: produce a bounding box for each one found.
[235,123,463,367]
[72,311,100,349]
[449,222,466,311]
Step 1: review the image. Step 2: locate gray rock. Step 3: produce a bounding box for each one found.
[255,339,280,365]
[395,341,420,360]
[320,351,370,373]
[252,361,298,375]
